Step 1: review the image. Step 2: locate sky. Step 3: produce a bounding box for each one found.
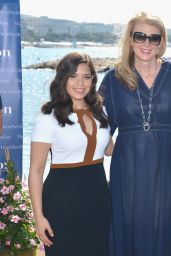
[20,0,171,29]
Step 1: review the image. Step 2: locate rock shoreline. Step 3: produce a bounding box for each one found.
[23,57,171,73]
[24,58,117,73]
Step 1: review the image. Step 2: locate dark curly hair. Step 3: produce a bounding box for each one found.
[41,52,108,128]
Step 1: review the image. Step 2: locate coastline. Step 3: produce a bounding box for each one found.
[23,56,171,73]
[23,57,117,73]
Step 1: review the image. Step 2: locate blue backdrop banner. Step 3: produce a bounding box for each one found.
[0,0,22,177]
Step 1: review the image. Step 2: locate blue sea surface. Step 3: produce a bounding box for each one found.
[22,46,121,67]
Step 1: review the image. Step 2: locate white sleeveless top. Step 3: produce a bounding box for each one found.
[31,110,110,167]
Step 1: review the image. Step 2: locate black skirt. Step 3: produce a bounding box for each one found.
[42,162,111,256]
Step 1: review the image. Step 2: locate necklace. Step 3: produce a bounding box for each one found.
[136,85,154,131]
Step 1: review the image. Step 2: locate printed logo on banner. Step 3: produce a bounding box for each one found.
[0,0,23,178]
[0,49,11,58]
[2,106,12,115]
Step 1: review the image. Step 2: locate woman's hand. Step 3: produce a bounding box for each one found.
[36,215,54,247]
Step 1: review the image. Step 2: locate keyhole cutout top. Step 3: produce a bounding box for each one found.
[82,113,93,136]
[74,109,97,162]
[74,109,95,136]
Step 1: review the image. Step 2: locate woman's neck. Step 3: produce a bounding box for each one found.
[72,101,88,111]
[136,59,161,75]
[134,59,162,88]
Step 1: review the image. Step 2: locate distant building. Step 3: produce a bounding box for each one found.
[20,14,123,39]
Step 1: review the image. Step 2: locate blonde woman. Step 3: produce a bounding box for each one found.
[99,12,171,256]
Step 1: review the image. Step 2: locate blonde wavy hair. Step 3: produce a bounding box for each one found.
[115,12,167,90]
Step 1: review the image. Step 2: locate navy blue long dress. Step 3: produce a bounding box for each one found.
[100,60,171,256]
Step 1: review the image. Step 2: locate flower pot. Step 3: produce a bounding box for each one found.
[0,249,38,256]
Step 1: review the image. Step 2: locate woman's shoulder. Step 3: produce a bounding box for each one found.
[31,111,58,143]
[166,60,171,68]
[100,67,121,91]
[103,68,116,80]
[161,57,171,68]
[34,111,57,127]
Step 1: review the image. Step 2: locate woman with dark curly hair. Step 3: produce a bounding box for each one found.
[28,52,113,256]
